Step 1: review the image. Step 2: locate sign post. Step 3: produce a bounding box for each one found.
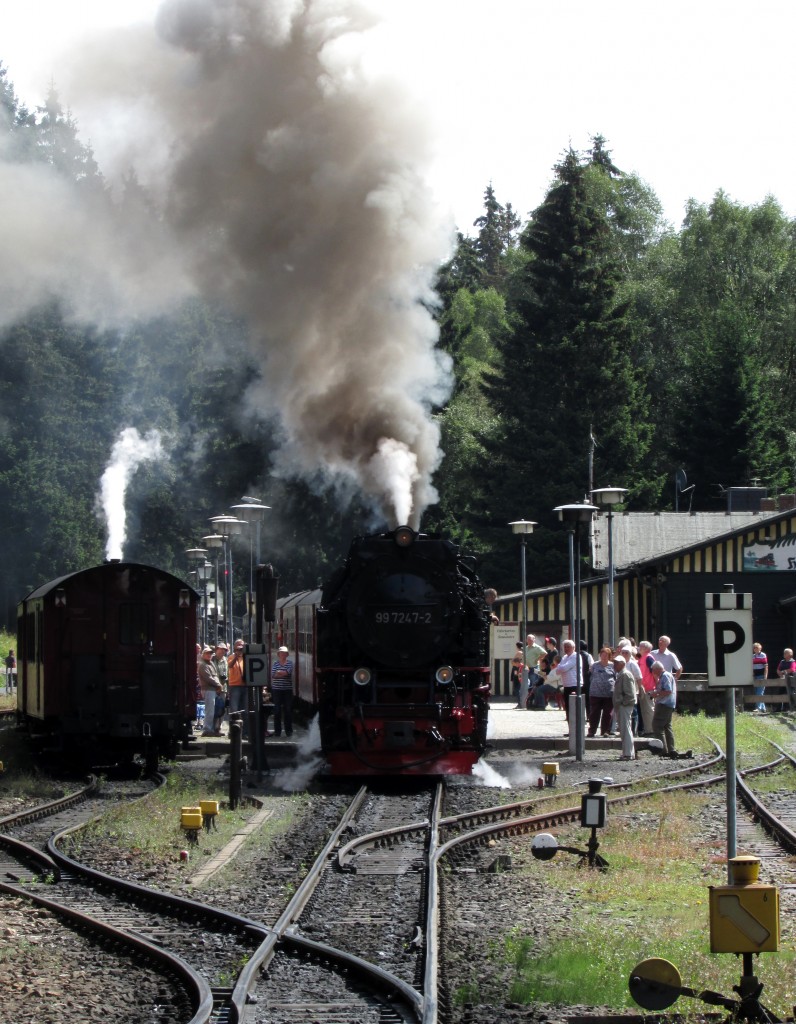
[491,622,520,698]
[244,643,269,779]
[705,588,752,874]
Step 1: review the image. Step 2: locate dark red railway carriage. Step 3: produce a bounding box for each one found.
[17,561,197,768]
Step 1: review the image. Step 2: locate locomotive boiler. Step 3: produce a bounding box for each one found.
[315,526,491,775]
[17,561,198,769]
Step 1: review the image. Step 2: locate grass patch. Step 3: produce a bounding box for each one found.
[674,709,795,762]
[0,727,71,802]
[481,741,796,1016]
[64,768,309,872]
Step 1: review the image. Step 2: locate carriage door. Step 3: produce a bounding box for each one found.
[141,579,177,716]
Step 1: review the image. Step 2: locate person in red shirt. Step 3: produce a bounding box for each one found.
[636,640,656,735]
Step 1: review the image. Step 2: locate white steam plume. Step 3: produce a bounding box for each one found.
[1,0,455,528]
[98,428,165,560]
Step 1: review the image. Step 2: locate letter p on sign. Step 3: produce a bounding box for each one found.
[705,592,753,687]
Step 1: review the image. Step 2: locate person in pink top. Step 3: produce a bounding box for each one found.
[636,640,656,735]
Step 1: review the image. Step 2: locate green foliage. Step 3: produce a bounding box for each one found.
[4,50,796,607]
[478,143,657,586]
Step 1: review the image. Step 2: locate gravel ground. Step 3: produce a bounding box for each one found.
[0,893,194,1024]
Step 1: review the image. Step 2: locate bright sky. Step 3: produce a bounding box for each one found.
[3,0,796,233]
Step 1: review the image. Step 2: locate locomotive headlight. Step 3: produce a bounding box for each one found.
[353,667,372,686]
[394,526,416,548]
[435,665,454,686]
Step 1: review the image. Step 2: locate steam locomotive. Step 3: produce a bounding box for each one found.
[274,527,491,776]
[16,561,197,769]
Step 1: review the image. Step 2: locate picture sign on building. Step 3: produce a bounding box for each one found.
[743,534,796,571]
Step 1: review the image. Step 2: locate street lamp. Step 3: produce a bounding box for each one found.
[202,534,225,644]
[591,487,627,649]
[554,502,599,762]
[209,516,245,646]
[509,520,537,703]
[185,547,208,645]
[230,500,270,640]
[196,561,213,646]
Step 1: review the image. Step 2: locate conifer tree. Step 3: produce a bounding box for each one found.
[484,144,652,586]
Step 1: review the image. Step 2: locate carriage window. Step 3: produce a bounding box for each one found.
[119,603,149,645]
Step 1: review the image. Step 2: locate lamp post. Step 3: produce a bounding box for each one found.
[230,500,270,640]
[509,520,537,704]
[209,516,245,646]
[554,502,598,762]
[201,534,225,645]
[196,561,213,646]
[590,487,627,649]
[185,547,208,645]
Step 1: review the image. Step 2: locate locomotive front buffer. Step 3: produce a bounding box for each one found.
[629,856,791,1023]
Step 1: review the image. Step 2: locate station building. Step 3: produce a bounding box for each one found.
[492,495,796,699]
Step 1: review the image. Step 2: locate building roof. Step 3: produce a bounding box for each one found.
[590,511,783,571]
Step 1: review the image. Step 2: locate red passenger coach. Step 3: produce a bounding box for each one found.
[17,561,197,768]
[271,589,321,708]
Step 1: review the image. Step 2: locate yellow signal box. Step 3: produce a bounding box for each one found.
[709,856,779,954]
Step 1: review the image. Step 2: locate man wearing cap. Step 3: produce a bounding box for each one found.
[197,646,222,737]
[271,646,295,737]
[227,640,248,735]
[612,654,637,760]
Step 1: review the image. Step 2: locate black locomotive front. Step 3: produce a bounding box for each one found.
[316,526,490,775]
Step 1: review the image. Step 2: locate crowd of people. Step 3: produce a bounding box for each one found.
[511,632,692,760]
[510,627,796,757]
[193,640,292,738]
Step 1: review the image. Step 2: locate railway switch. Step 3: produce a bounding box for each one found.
[580,778,606,828]
[200,800,220,832]
[542,762,559,786]
[531,833,558,861]
[630,856,788,1023]
[709,856,779,954]
[180,806,204,846]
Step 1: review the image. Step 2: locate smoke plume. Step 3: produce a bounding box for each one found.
[98,427,165,560]
[2,0,454,528]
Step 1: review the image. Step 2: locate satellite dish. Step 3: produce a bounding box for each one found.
[675,469,694,512]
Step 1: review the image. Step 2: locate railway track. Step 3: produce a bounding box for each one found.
[736,739,796,880]
[2,741,795,1024]
[0,774,269,1024]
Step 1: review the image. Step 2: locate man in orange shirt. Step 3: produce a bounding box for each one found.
[227,640,248,736]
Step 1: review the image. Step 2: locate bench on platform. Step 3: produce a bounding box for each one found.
[676,673,795,712]
[741,675,795,712]
[677,674,724,713]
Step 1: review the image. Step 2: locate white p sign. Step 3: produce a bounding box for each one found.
[705,592,753,688]
[244,653,269,687]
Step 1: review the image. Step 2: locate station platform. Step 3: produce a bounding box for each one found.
[183,696,644,760]
[486,696,639,753]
